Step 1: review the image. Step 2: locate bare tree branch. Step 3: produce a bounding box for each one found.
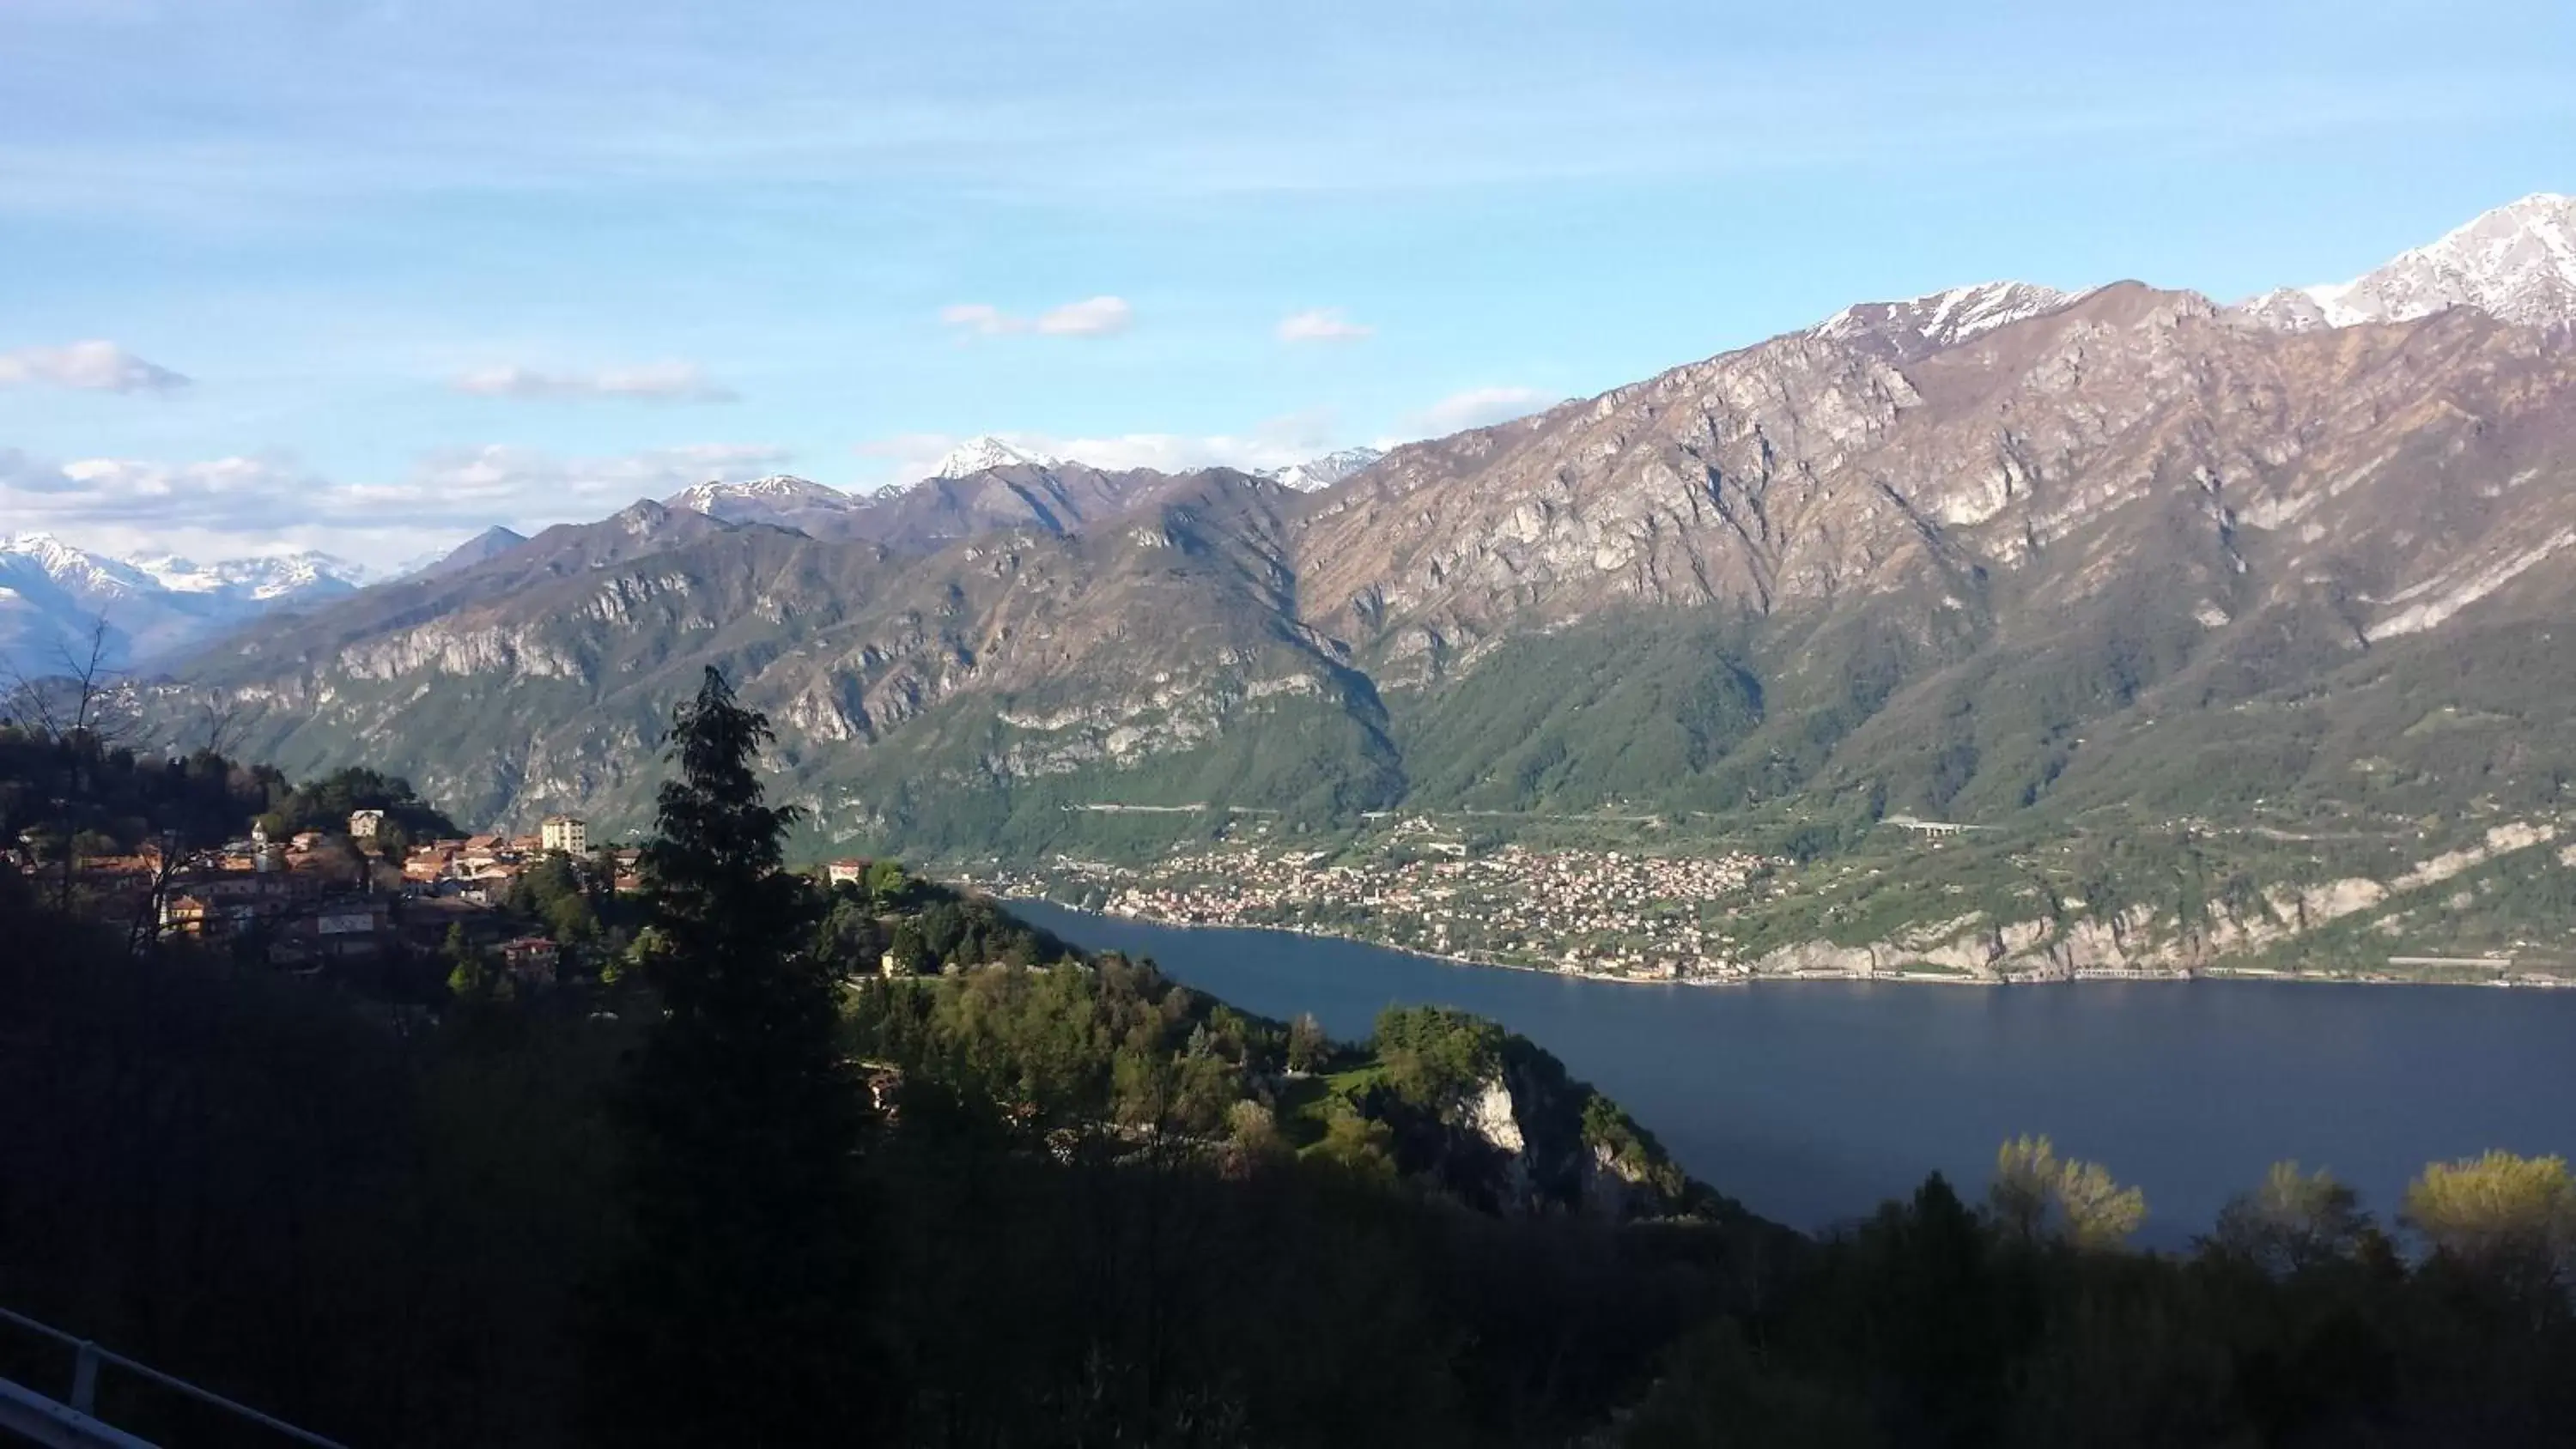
[197,697,244,760]
[3,611,136,747]
[1,611,138,911]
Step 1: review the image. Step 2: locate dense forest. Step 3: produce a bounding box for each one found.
[3,671,2575,1445]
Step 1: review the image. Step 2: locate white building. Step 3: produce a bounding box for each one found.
[540,815,588,856]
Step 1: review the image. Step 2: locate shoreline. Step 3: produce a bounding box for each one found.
[1002,896,2573,992]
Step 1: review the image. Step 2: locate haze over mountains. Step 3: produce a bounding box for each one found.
[98,194,2576,882]
[0,533,366,670]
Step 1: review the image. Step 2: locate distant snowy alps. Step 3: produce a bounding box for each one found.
[1,532,366,670]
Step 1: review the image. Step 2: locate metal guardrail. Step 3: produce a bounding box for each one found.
[0,1305,345,1449]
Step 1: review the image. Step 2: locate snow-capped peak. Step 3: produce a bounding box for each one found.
[125,549,368,599]
[3,533,158,596]
[669,474,847,514]
[1257,446,1385,492]
[930,435,1060,479]
[1807,281,2087,361]
[2235,193,2576,332]
[4,533,366,602]
[2,533,367,670]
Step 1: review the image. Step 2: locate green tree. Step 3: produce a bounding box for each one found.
[1374,1004,1505,1111]
[589,843,624,896]
[544,888,598,946]
[1286,1011,1327,1073]
[2210,1161,2371,1276]
[2403,1150,2576,1302]
[884,919,930,976]
[441,922,493,1001]
[864,858,909,907]
[505,851,602,949]
[584,668,879,1446]
[1990,1134,2146,1249]
[1224,1100,1288,1172]
[1309,1109,1398,1183]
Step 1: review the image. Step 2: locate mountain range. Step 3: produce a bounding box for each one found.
[134,195,2576,929]
[1259,446,1386,491]
[2232,191,2576,331]
[4,443,1376,670]
[1,534,367,673]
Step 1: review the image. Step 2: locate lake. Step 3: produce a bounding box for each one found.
[1008,900,2576,1243]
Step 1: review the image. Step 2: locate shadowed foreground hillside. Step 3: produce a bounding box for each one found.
[5,678,2575,1446]
[6,877,2575,1440]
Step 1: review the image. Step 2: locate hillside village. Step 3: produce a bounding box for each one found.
[15,809,636,994]
[15,774,1021,1005]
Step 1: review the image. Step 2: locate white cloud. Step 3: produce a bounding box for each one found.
[1276,307,1373,343]
[855,412,1335,488]
[1413,385,1553,434]
[936,304,1020,337]
[361,442,790,512]
[0,341,189,393]
[939,295,1133,338]
[1012,432,1275,473]
[449,361,737,403]
[0,441,793,572]
[1035,295,1132,336]
[0,450,337,558]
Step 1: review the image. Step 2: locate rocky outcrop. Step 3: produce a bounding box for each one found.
[1425,1041,1693,1221]
[1461,1078,1533,1205]
[1735,822,2565,981]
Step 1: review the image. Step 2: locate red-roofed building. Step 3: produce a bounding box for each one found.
[501,936,561,988]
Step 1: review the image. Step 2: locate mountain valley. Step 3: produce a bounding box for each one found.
[117,193,2576,981]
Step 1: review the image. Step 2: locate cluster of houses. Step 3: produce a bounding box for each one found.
[152,822,392,967]
[396,814,638,904]
[387,815,637,988]
[1018,836,1775,979]
[27,812,621,986]
[36,810,957,996]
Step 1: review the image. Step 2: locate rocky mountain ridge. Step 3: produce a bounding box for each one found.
[669,473,852,517]
[406,525,532,581]
[140,194,2576,985]
[1259,446,1386,492]
[931,435,1060,479]
[1806,280,2091,362]
[2233,191,2576,331]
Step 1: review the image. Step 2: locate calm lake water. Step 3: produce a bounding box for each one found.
[1009,900,2576,1243]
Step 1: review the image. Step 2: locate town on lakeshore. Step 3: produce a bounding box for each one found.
[975,811,2576,990]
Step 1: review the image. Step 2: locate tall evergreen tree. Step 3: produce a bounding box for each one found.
[586,667,880,1446]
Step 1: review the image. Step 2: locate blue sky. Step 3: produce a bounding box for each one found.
[2,0,2571,569]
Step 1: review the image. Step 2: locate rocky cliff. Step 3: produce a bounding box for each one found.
[1367,1007,1701,1220]
[137,201,2576,947]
